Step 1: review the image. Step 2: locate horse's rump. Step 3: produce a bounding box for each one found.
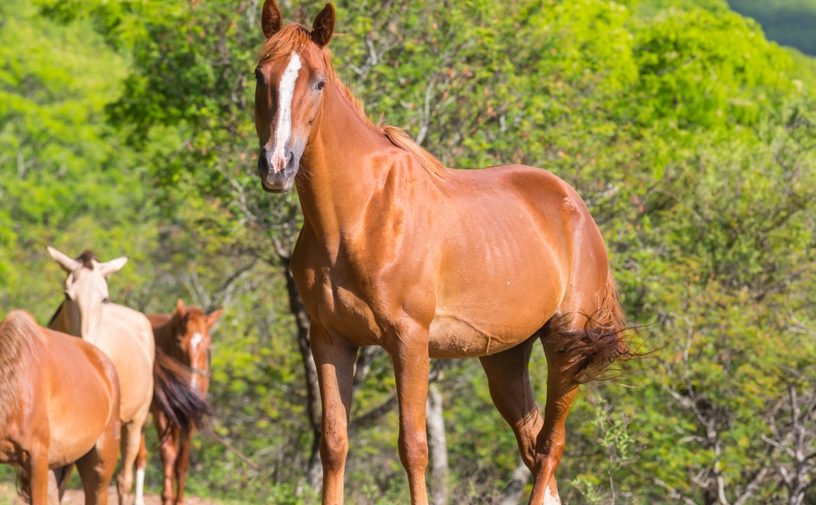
[0,311,40,427]
[546,271,630,383]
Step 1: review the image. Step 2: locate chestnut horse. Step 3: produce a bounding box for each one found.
[253,2,630,505]
[0,310,120,505]
[47,247,208,505]
[138,299,220,505]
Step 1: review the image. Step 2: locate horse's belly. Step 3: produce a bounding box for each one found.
[47,376,110,464]
[428,308,549,358]
[47,427,101,466]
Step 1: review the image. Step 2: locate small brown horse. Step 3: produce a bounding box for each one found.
[0,310,120,505]
[137,299,220,505]
[47,247,208,505]
[253,2,630,504]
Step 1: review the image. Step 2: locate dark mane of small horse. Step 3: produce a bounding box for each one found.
[0,311,40,428]
[76,250,97,268]
[258,24,445,178]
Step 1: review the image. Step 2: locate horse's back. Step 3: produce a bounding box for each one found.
[96,304,154,421]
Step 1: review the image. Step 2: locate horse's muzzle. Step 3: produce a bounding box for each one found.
[258,148,298,193]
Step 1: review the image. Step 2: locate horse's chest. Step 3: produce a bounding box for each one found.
[297,267,384,345]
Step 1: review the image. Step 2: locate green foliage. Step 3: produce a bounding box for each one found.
[0,0,155,319]
[1,0,814,503]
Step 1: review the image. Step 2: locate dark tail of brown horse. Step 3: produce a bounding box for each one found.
[553,271,631,384]
[152,348,210,438]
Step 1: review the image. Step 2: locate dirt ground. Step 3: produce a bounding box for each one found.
[61,488,219,504]
[0,483,220,505]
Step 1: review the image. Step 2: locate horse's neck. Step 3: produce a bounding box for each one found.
[297,81,397,248]
[51,301,80,336]
[153,316,178,353]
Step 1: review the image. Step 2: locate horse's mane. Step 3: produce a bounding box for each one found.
[76,250,97,268]
[258,24,446,178]
[0,311,40,428]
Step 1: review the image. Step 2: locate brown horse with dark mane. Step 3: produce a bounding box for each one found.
[0,310,120,504]
[137,299,220,505]
[253,2,630,504]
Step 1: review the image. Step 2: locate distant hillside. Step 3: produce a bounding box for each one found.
[727,0,816,55]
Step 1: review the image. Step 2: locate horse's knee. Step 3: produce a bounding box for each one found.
[160,443,178,468]
[320,428,348,471]
[398,429,428,471]
[117,471,134,495]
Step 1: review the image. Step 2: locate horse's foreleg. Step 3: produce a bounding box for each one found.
[530,335,580,505]
[156,416,178,505]
[174,430,194,505]
[118,419,146,505]
[479,337,542,471]
[134,433,147,505]
[27,445,50,505]
[389,324,430,505]
[311,326,358,505]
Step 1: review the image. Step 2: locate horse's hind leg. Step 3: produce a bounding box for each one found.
[529,324,581,505]
[48,465,72,503]
[77,419,119,505]
[479,337,542,471]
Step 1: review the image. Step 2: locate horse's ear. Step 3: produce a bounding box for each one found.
[207,308,224,328]
[47,246,80,273]
[311,3,335,47]
[176,298,187,315]
[261,0,283,39]
[98,256,128,278]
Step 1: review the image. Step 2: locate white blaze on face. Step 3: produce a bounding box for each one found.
[191,332,203,351]
[271,52,302,173]
[190,332,204,389]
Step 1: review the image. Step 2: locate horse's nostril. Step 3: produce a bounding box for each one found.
[258,151,269,175]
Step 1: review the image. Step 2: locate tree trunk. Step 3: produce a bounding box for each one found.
[280,256,322,491]
[426,383,448,505]
[498,462,531,505]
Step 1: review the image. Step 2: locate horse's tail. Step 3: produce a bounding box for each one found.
[0,311,39,426]
[555,271,631,384]
[152,347,210,439]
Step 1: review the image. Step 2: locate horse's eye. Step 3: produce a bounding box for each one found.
[254,67,263,83]
[102,297,110,304]
[315,80,325,91]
